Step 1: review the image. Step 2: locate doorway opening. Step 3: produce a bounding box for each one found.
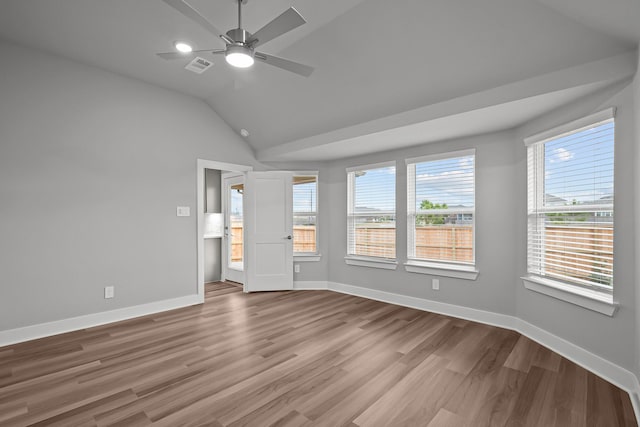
[222,174,244,284]
[196,159,252,302]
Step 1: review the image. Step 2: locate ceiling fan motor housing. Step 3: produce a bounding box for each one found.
[226,28,252,45]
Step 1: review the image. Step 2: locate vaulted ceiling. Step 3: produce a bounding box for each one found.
[0,0,637,161]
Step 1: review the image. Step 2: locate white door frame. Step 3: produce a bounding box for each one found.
[197,159,252,303]
[221,173,245,284]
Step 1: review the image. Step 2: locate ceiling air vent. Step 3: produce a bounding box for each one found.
[185,57,213,74]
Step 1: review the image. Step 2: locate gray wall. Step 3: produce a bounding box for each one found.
[325,131,519,316]
[205,169,222,213]
[204,169,221,283]
[0,41,259,330]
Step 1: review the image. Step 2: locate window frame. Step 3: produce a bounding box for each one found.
[292,171,320,260]
[345,161,398,269]
[404,149,478,280]
[523,108,617,315]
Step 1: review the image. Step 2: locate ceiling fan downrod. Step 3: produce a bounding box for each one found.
[226,0,251,45]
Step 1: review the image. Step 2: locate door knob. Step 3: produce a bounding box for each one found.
[285,235,292,240]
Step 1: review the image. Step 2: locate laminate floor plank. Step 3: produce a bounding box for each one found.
[269,410,312,427]
[306,361,409,426]
[353,354,454,426]
[442,331,520,422]
[0,282,635,426]
[458,366,527,427]
[292,348,405,420]
[503,335,539,373]
[427,408,469,427]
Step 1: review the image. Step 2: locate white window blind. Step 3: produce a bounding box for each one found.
[526,110,615,290]
[407,150,475,265]
[293,174,318,254]
[347,162,396,259]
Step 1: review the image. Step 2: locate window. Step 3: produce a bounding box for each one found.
[406,150,475,267]
[526,109,614,292]
[347,162,396,261]
[293,174,318,255]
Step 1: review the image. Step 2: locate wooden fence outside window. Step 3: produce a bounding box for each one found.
[231,224,613,286]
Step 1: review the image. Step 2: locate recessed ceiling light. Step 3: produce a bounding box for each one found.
[240,129,250,138]
[174,42,193,53]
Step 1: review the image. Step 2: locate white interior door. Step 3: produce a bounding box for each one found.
[244,171,293,292]
[222,174,244,284]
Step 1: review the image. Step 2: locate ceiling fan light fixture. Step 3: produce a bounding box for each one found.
[225,44,255,68]
[174,42,193,53]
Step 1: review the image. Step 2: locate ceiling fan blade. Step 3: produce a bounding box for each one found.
[247,7,306,48]
[156,49,222,60]
[157,52,195,60]
[162,0,227,45]
[255,52,313,77]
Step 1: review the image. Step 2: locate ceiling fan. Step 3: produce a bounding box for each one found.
[158,0,313,77]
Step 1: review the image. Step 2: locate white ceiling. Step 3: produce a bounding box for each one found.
[536,0,640,45]
[0,0,637,162]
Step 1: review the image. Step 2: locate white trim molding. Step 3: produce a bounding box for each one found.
[344,256,398,270]
[0,295,201,348]
[405,260,479,280]
[294,254,322,262]
[293,281,329,290]
[328,281,513,328]
[522,276,617,316]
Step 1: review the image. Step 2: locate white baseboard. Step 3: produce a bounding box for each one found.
[327,281,515,330]
[293,280,329,290]
[325,280,640,421]
[0,294,202,348]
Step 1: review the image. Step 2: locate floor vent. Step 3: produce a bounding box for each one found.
[185,57,213,74]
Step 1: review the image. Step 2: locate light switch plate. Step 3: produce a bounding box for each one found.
[104,286,114,299]
[177,206,190,217]
[432,279,440,290]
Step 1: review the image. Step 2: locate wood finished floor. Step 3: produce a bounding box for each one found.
[0,282,636,426]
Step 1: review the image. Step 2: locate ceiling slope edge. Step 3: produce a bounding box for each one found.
[257,50,637,162]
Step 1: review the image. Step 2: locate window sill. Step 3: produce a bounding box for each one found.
[344,256,398,270]
[404,260,479,280]
[294,254,321,262]
[521,276,617,316]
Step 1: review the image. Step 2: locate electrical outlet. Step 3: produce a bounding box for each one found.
[177,206,190,217]
[294,264,300,273]
[104,286,115,299]
[432,279,439,290]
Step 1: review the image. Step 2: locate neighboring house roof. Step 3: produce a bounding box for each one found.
[545,194,567,205]
[354,206,384,213]
[594,195,615,204]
